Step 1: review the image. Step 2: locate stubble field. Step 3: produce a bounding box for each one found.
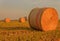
[0,20,59,41]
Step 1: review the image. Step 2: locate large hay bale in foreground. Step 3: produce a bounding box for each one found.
[28,7,58,31]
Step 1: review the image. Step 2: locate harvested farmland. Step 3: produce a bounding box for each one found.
[0,20,30,28]
[0,20,59,41]
[0,7,59,41]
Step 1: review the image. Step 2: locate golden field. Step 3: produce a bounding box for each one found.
[0,20,30,28]
[57,20,60,30]
[0,20,59,41]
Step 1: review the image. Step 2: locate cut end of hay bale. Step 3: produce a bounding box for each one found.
[41,8,58,31]
[5,18,11,23]
[19,17,27,23]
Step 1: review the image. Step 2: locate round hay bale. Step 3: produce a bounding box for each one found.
[19,17,26,23]
[5,18,11,23]
[28,7,58,31]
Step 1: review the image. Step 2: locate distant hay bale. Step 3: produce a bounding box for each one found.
[19,17,27,23]
[28,7,58,31]
[5,18,11,23]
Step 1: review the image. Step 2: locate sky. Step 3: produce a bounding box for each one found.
[0,0,60,20]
